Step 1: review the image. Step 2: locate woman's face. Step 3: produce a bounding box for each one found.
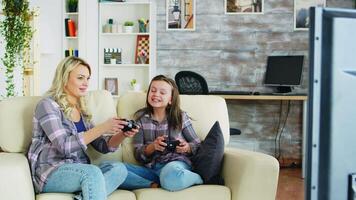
[65,64,90,100]
[148,80,172,109]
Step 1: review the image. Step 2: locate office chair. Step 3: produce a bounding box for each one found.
[174,71,241,135]
[174,71,209,94]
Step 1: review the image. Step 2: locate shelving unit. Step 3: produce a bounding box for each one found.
[98,1,156,96]
[63,0,79,58]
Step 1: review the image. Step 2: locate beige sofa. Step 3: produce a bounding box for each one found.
[0,90,279,200]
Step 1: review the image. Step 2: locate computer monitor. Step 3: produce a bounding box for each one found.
[307,7,356,200]
[264,55,304,93]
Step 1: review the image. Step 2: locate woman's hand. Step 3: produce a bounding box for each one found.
[176,139,191,154]
[101,117,125,135]
[122,127,139,138]
[107,119,139,148]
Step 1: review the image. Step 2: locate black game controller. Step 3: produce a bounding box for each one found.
[163,140,181,152]
[122,119,139,132]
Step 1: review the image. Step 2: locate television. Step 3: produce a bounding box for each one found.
[307,7,356,200]
[264,55,304,93]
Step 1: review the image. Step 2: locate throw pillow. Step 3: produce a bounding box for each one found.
[192,121,225,185]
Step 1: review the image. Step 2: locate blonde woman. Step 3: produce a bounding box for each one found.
[27,56,138,200]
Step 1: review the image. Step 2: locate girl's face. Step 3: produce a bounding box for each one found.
[64,64,90,100]
[148,80,173,109]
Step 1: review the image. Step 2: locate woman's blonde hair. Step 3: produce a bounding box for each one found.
[46,56,92,121]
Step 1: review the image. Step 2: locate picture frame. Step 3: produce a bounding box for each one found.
[135,35,150,64]
[225,0,264,14]
[104,78,118,95]
[166,0,196,31]
[294,0,325,30]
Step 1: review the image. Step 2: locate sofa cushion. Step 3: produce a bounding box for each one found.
[192,121,225,185]
[0,96,41,153]
[86,90,123,163]
[117,92,230,164]
[35,190,135,200]
[0,153,35,200]
[133,185,230,200]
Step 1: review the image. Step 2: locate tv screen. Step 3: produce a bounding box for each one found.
[264,55,304,93]
[307,7,356,200]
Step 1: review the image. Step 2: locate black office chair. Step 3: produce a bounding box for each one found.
[174,71,209,95]
[174,71,241,135]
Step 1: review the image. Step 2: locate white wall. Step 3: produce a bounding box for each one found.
[30,0,63,95]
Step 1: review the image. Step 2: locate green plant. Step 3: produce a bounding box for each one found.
[0,0,34,98]
[124,21,134,26]
[130,79,137,87]
[67,0,78,12]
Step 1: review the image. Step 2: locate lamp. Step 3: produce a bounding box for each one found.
[172,5,181,21]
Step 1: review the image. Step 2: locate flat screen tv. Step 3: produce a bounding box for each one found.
[264,55,304,93]
[307,7,356,200]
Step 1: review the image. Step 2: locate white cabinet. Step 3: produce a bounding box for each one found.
[98,1,156,96]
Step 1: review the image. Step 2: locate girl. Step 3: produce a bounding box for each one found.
[27,56,138,200]
[120,75,203,191]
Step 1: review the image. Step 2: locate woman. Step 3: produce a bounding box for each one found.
[120,75,203,191]
[27,56,137,200]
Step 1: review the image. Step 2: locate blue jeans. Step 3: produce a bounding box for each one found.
[43,162,127,200]
[120,161,203,191]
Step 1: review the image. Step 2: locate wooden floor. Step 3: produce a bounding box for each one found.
[276,167,304,200]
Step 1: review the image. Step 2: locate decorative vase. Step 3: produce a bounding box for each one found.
[139,23,147,33]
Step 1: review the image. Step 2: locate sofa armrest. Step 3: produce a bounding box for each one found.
[0,153,35,200]
[222,148,279,200]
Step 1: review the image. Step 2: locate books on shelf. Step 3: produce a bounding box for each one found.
[65,49,79,57]
[65,18,77,37]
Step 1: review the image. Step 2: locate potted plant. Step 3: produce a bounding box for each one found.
[130,79,141,91]
[0,0,34,99]
[123,21,134,33]
[67,0,78,13]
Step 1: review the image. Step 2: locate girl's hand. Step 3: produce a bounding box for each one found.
[176,139,191,154]
[152,136,166,152]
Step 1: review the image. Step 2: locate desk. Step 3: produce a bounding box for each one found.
[213,94,308,178]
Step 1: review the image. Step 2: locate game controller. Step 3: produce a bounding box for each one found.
[163,140,181,152]
[122,119,139,132]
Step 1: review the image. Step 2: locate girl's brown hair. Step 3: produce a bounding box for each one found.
[135,75,183,130]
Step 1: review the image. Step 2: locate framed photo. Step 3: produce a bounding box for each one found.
[104,78,118,95]
[166,0,196,31]
[225,0,264,14]
[294,0,325,30]
[135,35,150,64]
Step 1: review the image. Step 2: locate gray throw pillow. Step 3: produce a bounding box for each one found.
[192,121,225,185]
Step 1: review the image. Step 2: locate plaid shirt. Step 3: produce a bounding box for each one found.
[133,111,201,168]
[27,97,116,193]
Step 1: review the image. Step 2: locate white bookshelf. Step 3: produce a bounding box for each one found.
[98,1,156,96]
[62,0,79,58]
